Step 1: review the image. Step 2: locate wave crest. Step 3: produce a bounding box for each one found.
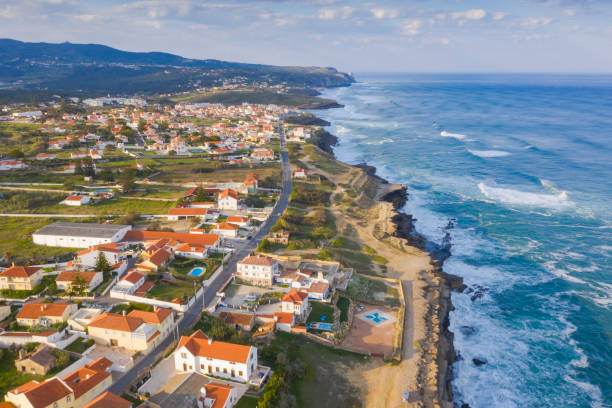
[468,149,511,158]
[441,130,467,140]
[478,183,572,209]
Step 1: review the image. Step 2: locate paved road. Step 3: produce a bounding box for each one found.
[202,121,292,308]
[107,120,292,395]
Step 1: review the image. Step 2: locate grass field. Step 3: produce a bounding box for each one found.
[64,337,94,354]
[306,301,335,324]
[0,217,82,262]
[235,396,258,408]
[169,256,220,281]
[146,279,196,303]
[346,274,400,307]
[0,122,43,156]
[153,164,281,185]
[337,296,350,323]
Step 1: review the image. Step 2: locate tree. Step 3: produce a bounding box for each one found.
[95,253,112,280]
[6,148,24,159]
[73,274,88,295]
[137,119,147,133]
[157,121,169,131]
[119,168,136,193]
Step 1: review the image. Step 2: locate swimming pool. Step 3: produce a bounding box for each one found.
[188,266,207,277]
[364,312,389,324]
[317,323,334,331]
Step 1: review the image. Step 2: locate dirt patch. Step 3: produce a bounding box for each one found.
[341,305,396,356]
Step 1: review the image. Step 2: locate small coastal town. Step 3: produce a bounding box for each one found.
[0,90,445,408]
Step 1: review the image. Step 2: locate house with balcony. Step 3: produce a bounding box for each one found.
[0,265,44,291]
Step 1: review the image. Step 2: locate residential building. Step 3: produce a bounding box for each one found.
[55,271,103,293]
[280,290,310,322]
[175,330,257,383]
[226,216,249,228]
[212,222,239,238]
[217,189,239,210]
[33,223,132,248]
[167,207,207,221]
[87,307,173,351]
[139,248,172,271]
[110,271,145,296]
[15,346,57,376]
[0,265,44,291]
[16,302,78,327]
[175,243,208,259]
[219,311,255,332]
[76,243,125,268]
[82,392,132,408]
[268,231,289,245]
[60,195,91,206]
[199,382,237,408]
[122,230,221,251]
[236,255,279,287]
[5,357,113,408]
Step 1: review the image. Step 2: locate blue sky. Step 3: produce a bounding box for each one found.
[1,0,611,72]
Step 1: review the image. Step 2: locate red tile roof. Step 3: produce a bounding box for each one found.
[17,302,72,320]
[177,330,252,364]
[238,254,277,267]
[218,188,238,200]
[204,383,233,408]
[9,379,72,408]
[214,222,239,231]
[0,265,41,278]
[82,391,132,408]
[121,271,144,285]
[147,248,172,267]
[123,230,220,247]
[88,312,143,332]
[127,308,172,325]
[282,290,308,305]
[56,271,99,285]
[62,358,112,399]
[168,207,207,216]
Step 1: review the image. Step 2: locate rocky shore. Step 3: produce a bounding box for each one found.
[368,166,463,408]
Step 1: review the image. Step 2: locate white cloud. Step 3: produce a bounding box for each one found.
[440,37,450,45]
[524,33,551,41]
[317,6,354,20]
[76,14,95,22]
[370,8,397,19]
[493,12,505,21]
[402,19,422,36]
[520,17,552,28]
[0,5,17,18]
[564,9,576,17]
[452,9,486,21]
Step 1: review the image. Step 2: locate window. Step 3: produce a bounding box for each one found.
[223,368,227,374]
[216,366,219,372]
[181,353,187,359]
[239,371,243,377]
[54,404,58,408]
[67,396,71,402]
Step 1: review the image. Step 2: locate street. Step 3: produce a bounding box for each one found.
[108,119,292,395]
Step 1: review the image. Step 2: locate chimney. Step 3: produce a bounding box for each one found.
[40,305,45,312]
[208,338,212,345]
[153,305,158,312]
[200,386,207,399]
[18,348,26,359]
[122,310,126,316]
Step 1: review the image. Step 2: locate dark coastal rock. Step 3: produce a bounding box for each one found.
[461,403,472,408]
[440,271,466,292]
[465,284,489,302]
[460,326,476,336]
[473,357,488,366]
[381,186,408,210]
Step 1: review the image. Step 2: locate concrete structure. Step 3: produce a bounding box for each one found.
[15,346,57,376]
[219,312,255,332]
[55,271,103,293]
[33,223,131,248]
[267,231,289,245]
[5,357,113,408]
[16,302,78,327]
[0,304,11,321]
[0,265,44,291]
[217,189,239,210]
[60,195,91,206]
[68,308,104,332]
[87,308,174,352]
[175,330,257,383]
[236,255,278,287]
[280,290,310,322]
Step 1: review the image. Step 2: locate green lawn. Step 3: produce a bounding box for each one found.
[35,197,174,215]
[146,279,197,303]
[235,396,258,408]
[306,301,335,324]
[346,274,400,307]
[0,217,81,263]
[64,337,94,354]
[110,302,153,314]
[169,256,220,281]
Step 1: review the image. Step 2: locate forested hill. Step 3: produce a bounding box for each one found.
[0,39,354,95]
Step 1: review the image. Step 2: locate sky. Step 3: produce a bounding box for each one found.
[1,0,612,73]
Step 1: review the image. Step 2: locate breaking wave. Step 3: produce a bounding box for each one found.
[468,149,511,158]
[478,182,572,209]
[441,130,467,140]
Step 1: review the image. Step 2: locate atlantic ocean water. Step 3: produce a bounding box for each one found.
[312,74,612,408]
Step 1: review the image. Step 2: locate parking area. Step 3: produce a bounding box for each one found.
[221,282,289,310]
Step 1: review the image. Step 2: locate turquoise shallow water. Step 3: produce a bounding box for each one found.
[313,74,612,408]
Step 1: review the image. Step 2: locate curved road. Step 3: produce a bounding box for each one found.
[109,120,292,395]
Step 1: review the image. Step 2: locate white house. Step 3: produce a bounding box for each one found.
[55,271,103,293]
[33,222,131,248]
[226,216,249,228]
[61,195,91,206]
[212,222,239,238]
[281,290,310,322]
[199,382,238,408]
[76,242,125,268]
[175,330,257,383]
[110,271,145,296]
[236,255,279,287]
[217,189,239,210]
[175,243,208,259]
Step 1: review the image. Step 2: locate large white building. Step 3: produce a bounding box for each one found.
[236,255,279,287]
[175,330,257,383]
[33,222,132,248]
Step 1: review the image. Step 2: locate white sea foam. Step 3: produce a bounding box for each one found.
[364,138,394,145]
[478,182,572,209]
[441,130,467,140]
[468,149,511,158]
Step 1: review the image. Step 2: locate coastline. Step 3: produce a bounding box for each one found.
[295,123,461,407]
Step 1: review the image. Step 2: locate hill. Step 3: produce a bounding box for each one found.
[0,39,354,95]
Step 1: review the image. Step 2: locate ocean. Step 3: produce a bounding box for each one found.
[312,74,612,408]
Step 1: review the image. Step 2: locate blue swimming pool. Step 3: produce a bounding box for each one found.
[188,266,207,277]
[364,312,389,324]
[317,323,334,331]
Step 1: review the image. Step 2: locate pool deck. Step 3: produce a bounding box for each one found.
[341,305,397,356]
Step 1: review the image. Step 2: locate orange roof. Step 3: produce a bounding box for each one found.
[17,302,72,320]
[218,188,238,200]
[127,308,172,325]
[88,312,143,332]
[62,357,112,399]
[65,195,86,201]
[214,222,239,231]
[227,215,248,223]
[0,265,41,278]
[147,248,172,267]
[9,379,72,408]
[274,312,295,325]
[121,271,144,284]
[176,243,206,253]
[177,330,252,364]
[282,290,308,304]
[238,254,277,267]
[168,207,207,216]
[123,230,220,247]
[56,270,98,285]
[204,383,233,408]
[82,391,132,408]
